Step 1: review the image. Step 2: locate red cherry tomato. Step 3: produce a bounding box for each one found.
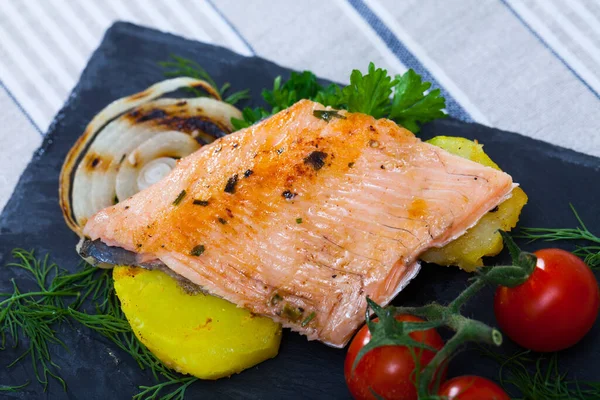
[344,315,444,400]
[438,375,509,400]
[494,248,600,352]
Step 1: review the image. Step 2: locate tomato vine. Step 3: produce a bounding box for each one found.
[353,232,537,398]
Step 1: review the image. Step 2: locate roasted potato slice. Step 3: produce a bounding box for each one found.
[421,136,528,271]
[113,266,281,379]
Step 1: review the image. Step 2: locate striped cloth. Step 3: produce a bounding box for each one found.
[1,0,599,210]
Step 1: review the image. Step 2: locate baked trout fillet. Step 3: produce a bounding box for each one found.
[82,99,514,348]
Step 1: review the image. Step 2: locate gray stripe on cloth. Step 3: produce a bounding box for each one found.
[0,80,42,135]
[378,0,600,157]
[522,0,600,81]
[0,85,42,211]
[213,0,409,84]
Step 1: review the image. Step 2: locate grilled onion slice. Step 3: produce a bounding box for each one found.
[60,78,242,234]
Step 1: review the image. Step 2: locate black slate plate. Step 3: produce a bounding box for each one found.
[1,22,600,399]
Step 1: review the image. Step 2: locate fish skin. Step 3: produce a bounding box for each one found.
[83,99,514,347]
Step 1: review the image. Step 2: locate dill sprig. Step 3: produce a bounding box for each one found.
[0,249,101,390]
[519,204,600,269]
[160,55,250,105]
[481,348,600,399]
[0,382,29,392]
[69,286,199,397]
[134,376,197,400]
[1,249,198,398]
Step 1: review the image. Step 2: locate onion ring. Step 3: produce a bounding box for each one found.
[60,78,242,234]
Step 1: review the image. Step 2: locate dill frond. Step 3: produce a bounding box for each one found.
[519,204,600,269]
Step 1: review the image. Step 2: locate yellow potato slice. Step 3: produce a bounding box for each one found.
[426,136,501,171]
[421,136,528,272]
[113,266,281,379]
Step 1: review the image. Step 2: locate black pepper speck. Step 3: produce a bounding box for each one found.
[224,174,239,193]
[282,190,296,199]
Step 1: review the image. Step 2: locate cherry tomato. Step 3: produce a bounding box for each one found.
[438,375,509,400]
[344,315,444,400]
[494,248,600,352]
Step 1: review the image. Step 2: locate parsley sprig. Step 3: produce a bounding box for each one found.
[519,204,600,269]
[159,57,447,132]
[389,69,446,133]
[0,249,197,398]
[231,62,446,132]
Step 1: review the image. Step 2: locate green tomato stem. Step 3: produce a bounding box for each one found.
[448,278,487,312]
[393,276,502,398]
[353,232,537,399]
[416,322,499,398]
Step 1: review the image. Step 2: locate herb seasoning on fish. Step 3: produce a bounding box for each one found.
[282,190,296,199]
[224,174,238,193]
[172,190,187,206]
[301,312,316,327]
[270,293,282,305]
[282,303,303,321]
[313,109,346,122]
[190,245,205,256]
[193,199,209,206]
[304,151,327,171]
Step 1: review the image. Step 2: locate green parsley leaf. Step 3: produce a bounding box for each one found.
[389,69,446,132]
[262,76,294,112]
[262,71,325,113]
[231,107,270,130]
[284,71,323,102]
[161,56,448,133]
[338,62,396,118]
[314,83,343,107]
[229,63,446,132]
